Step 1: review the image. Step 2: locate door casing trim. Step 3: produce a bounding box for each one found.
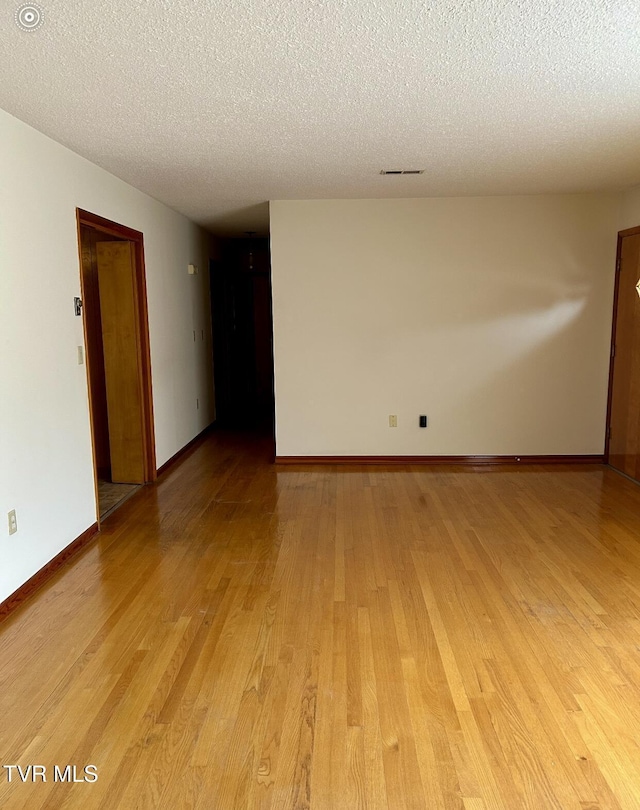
[604,225,640,463]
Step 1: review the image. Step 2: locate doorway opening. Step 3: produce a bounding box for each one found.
[76,209,156,522]
[210,235,275,451]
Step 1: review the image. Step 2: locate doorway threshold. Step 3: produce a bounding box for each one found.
[98,480,141,521]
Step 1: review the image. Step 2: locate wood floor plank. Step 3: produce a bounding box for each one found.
[3,435,640,807]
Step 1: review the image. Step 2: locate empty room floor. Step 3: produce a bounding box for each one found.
[1,433,640,808]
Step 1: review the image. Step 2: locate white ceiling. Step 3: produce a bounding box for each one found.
[3,0,640,236]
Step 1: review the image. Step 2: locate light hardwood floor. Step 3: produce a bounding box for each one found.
[2,433,640,809]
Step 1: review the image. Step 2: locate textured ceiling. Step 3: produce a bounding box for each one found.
[2,0,640,235]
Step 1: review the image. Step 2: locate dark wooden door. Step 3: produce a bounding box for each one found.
[96,241,146,484]
[608,230,640,479]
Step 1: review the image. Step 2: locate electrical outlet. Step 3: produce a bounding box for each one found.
[8,510,17,535]
[389,415,397,427]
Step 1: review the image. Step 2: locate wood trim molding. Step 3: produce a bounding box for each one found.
[157,423,215,477]
[618,225,640,238]
[77,209,144,241]
[0,523,99,625]
[76,217,102,526]
[604,228,636,463]
[275,454,604,466]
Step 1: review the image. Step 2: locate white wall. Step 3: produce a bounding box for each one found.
[0,108,214,604]
[270,196,619,457]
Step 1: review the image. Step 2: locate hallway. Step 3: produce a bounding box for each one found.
[1,433,640,808]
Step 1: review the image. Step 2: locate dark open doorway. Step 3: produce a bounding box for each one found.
[210,236,275,442]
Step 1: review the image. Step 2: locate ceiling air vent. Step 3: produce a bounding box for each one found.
[380,169,425,175]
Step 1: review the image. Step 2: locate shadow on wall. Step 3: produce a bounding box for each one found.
[431,294,595,453]
[204,202,270,238]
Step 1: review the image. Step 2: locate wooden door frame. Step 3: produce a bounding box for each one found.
[76,209,157,523]
[604,225,640,463]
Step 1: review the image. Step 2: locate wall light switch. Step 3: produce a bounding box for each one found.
[188,264,198,275]
[389,415,397,427]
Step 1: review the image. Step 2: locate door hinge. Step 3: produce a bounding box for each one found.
[616,257,622,273]
[611,344,616,359]
[607,425,612,440]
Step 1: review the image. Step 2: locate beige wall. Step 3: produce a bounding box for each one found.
[0,108,214,604]
[270,196,619,457]
[620,186,640,231]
